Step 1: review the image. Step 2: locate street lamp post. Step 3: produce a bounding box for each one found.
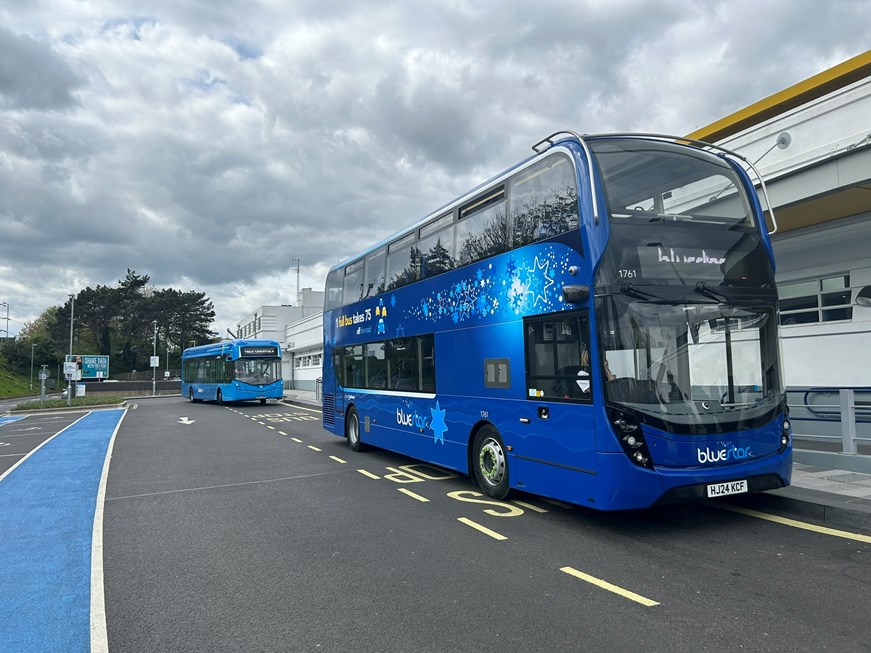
[30,343,35,391]
[152,320,157,397]
[0,301,9,341]
[67,294,75,407]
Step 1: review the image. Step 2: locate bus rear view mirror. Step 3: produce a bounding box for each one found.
[562,285,590,304]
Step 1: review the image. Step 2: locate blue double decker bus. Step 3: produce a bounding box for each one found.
[321,131,792,510]
[181,339,284,405]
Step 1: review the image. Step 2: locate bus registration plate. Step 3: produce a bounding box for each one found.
[706,480,748,498]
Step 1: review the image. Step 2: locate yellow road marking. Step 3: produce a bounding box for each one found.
[266,425,275,430]
[329,455,347,464]
[278,431,288,436]
[398,488,429,502]
[307,445,322,452]
[718,505,871,543]
[560,567,659,607]
[511,500,548,513]
[257,421,265,425]
[291,437,303,443]
[457,517,507,541]
[357,469,380,479]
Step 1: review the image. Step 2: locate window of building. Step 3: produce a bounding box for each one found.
[780,274,853,325]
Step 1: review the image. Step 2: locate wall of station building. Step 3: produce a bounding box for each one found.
[773,213,871,388]
[283,312,323,391]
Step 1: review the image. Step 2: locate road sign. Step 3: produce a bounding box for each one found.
[150,356,160,367]
[66,354,109,380]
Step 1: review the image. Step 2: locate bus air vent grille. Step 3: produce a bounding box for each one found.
[323,393,335,425]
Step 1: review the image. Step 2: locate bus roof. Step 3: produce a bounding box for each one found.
[181,339,282,359]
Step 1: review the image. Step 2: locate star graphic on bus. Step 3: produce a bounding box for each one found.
[430,401,448,444]
[525,256,555,308]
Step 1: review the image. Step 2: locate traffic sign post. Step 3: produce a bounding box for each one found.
[151,355,159,397]
[39,365,48,403]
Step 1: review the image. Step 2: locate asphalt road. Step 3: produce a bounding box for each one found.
[100,398,871,652]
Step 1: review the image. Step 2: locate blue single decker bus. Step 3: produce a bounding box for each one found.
[181,339,284,405]
[321,131,792,510]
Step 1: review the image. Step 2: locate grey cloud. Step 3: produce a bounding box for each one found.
[0,25,82,110]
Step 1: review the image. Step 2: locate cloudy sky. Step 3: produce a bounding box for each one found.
[1,0,869,338]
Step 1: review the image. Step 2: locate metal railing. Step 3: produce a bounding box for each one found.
[786,387,871,455]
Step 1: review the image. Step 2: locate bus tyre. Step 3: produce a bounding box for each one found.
[216,389,223,406]
[473,426,510,500]
[346,407,364,452]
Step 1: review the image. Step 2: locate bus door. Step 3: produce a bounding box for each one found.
[517,311,597,501]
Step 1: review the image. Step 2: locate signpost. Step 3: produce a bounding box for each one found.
[39,365,48,403]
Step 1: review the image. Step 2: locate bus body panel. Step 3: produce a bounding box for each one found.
[641,416,786,469]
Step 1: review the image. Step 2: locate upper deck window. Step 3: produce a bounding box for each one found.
[457,188,508,266]
[363,247,387,299]
[386,232,418,291]
[343,258,365,304]
[418,212,456,279]
[589,139,754,229]
[511,155,579,247]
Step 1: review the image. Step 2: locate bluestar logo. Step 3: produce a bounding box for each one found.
[697,444,752,464]
[395,401,449,445]
[396,407,429,430]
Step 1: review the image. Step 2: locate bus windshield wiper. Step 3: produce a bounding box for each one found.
[694,281,731,303]
[695,281,763,305]
[620,283,667,301]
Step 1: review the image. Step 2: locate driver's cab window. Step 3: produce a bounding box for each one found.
[524,311,592,402]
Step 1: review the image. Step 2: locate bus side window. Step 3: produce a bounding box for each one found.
[363,248,387,299]
[524,311,592,402]
[511,155,579,248]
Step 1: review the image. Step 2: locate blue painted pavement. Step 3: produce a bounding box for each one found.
[0,416,26,426]
[0,409,125,652]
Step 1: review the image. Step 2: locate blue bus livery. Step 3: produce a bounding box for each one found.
[181,339,284,405]
[321,131,792,510]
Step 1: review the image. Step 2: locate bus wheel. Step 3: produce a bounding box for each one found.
[473,426,510,500]
[216,389,223,406]
[346,407,364,452]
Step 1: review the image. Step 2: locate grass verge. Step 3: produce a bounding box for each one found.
[12,395,126,411]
